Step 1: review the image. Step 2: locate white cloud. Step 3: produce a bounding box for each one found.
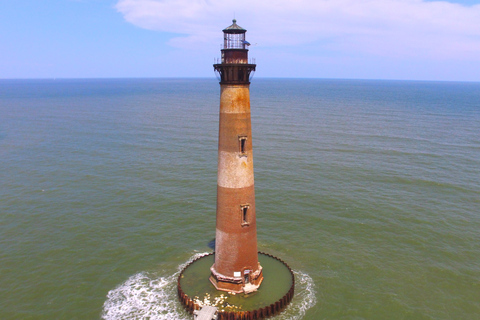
[115,0,480,60]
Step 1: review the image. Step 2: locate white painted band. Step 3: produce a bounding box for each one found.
[217,151,254,188]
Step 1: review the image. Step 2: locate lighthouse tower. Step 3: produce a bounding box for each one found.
[209,20,263,294]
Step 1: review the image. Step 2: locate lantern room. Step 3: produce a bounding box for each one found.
[214,19,256,84]
[223,19,248,49]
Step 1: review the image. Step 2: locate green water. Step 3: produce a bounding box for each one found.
[180,253,293,311]
[1,78,479,319]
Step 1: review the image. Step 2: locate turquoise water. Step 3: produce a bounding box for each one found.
[1,78,479,319]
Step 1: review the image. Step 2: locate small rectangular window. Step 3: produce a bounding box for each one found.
[238,136,247,156]
[241,204,250,226]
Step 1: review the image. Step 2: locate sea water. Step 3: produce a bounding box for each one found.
[0,78,479,319]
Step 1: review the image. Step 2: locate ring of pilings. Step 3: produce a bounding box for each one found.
[177,252,295,319]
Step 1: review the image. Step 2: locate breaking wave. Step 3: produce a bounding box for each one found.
[102,253,316,320]
[276,271,317,320]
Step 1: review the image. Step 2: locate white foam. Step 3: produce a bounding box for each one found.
[102,253,316,320]
[102,272,188,320]
[102,253,208,320]
[276,271,317,320]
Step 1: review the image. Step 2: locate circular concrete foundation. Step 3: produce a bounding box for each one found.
[178,252,294,319]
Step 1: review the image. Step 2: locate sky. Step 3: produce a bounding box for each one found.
[1,0,480,81]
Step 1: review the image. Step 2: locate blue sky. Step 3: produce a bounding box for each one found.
[1,0,479,81]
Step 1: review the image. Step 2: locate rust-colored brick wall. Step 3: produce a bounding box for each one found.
[210,84,263,293]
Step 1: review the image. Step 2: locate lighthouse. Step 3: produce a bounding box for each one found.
[209,19,263,294]
[177,21,295,317]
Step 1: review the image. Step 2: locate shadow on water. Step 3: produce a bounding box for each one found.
[207,238,215,250]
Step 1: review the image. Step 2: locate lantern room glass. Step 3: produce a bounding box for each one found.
[224,33,246,49]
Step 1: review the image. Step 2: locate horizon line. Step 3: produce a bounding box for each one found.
[1,76,479,84]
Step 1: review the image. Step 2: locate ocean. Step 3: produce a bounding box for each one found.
[0,78,479,319]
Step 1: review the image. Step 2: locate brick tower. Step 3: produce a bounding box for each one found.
[209,20,263,294]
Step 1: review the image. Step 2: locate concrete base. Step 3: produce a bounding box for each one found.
[209,265,263,294]
[242,283,259,294]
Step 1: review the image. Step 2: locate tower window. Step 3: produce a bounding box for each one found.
[239,136,247,156]
[241,205,250,226]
